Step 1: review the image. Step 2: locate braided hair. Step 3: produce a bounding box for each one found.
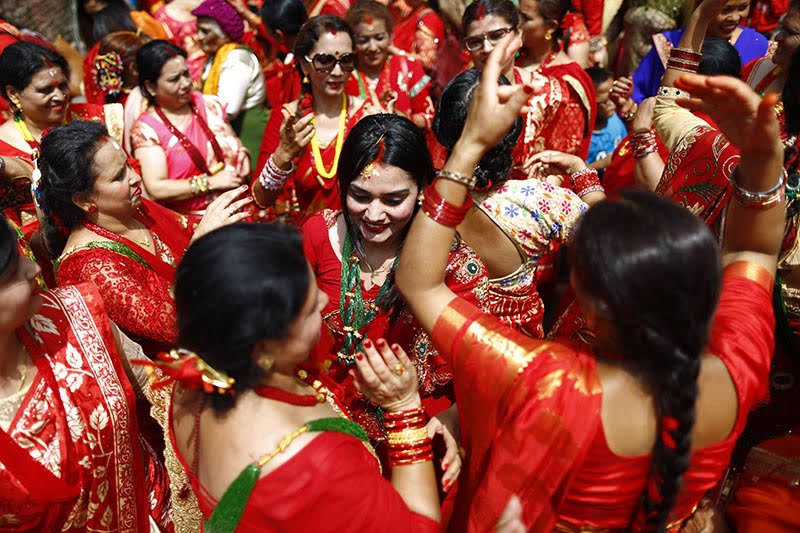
[571,191,722,531]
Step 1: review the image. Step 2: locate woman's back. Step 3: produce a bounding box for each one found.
[558,264,773,529]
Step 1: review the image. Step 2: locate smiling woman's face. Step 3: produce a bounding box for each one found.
[345,162,418,246]
[707,0,750,39]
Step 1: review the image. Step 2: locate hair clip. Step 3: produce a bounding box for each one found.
[358,133,386,179]
[134,348,236,395]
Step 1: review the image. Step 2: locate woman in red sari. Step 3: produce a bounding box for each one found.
[391,0,445,76]
[396,33,783,532]
[37,121,251,359]
[253,15,366,224]
[260,0,308,111]
[346,0,435,132]
[0,214,170,531]
[302,115,478,484]
[150,222,441,531]
[0,42,124,237]
[515,0,595,161]
[434,68,602,338]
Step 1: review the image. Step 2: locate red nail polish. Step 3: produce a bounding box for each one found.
[356,353,364,361]
[442,463,448,470]
[376,338,386,347]
[524,84,534,94]
[364,340,372,348]
[391,343,400,350]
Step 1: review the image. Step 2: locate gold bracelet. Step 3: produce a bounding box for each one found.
[387,427,430,445]
[436,169,477,190]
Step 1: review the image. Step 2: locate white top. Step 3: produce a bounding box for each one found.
[204,47,266,119]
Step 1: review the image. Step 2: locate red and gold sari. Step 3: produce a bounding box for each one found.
[55,199,196,359]
[513,62,596,173]
[0,283,166,531]
[347,54,435,130]
[392,6,445,75]
[435,262,774,531]
[255,96,366,225]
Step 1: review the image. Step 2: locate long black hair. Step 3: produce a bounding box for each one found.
[433,68,522,190]
[175,223,311,414]
[293,15,354,95]
[78,0,138,49]
[136,39,187,104]
[338,113,435,315]
[0,216,16,278]
[0,42,70,106]
[784,46,800,138]
[571,190,722,531]
[261,0,309,36]
[38,121,109,259]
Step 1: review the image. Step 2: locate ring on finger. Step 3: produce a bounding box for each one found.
[392,363,405,376]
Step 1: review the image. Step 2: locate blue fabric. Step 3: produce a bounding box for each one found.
[631,26,769,103]
[587,113,627,174]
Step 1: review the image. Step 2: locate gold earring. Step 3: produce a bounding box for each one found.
[544,30,553,41]
[9,96,21,113]
[258,356,274,372]
[303,74,309,83]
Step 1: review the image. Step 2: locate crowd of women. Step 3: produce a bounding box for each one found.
[1,0,799,530]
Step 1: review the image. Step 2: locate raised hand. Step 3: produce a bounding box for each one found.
[632,97,656,133]
[457,36,534,157]
[351,338,421,412]
[277,108,314,163]
[674,75,781,158]
[610,77,633,110]
[192,185,252,241]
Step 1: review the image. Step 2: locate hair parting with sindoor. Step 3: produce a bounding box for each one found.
[337,113,435,319]
[571,190,722,531]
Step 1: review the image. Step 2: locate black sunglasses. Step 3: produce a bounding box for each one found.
[304,52,358,73]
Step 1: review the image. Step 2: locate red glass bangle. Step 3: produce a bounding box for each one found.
[669,47,702,62]
[421,182,473,228]
[387,440,433,451]
[384,414,427,426]
[666,58,700,73]
[631,130,658,159]
[384,421,427,432]
[383,407,426,420]
[390,452,435,466]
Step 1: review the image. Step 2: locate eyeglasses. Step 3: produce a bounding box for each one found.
[463,27,515,51]
[304,52,357,73]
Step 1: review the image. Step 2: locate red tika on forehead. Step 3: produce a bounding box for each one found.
[364,14,374,25]
[327,24,337,36]
[476,4,487,19]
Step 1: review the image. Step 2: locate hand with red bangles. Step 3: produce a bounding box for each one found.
[350,338,422,413]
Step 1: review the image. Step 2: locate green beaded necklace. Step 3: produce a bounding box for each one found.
[337,231,397,363]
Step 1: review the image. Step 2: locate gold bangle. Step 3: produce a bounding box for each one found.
[436,169,477,190]
[387,427,429,445]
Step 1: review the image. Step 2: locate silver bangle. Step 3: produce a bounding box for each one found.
[730,165,786,201]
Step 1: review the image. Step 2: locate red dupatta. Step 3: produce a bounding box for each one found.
[0,284,148,531]
[656,122,739,228]
[430,297,602,532]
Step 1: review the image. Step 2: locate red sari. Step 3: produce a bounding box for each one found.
[433,262,773,532]
[0,283,161,531]
[392,6,445,75]
[656,121,739,230]
[166,373,438,532]
[346,54,435,130]
[254,96,366,225]
[55,199,196,359]
[302,210,488,439]
[513,62,596,175]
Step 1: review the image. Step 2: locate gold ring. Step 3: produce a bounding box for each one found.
[392,363,405,376]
